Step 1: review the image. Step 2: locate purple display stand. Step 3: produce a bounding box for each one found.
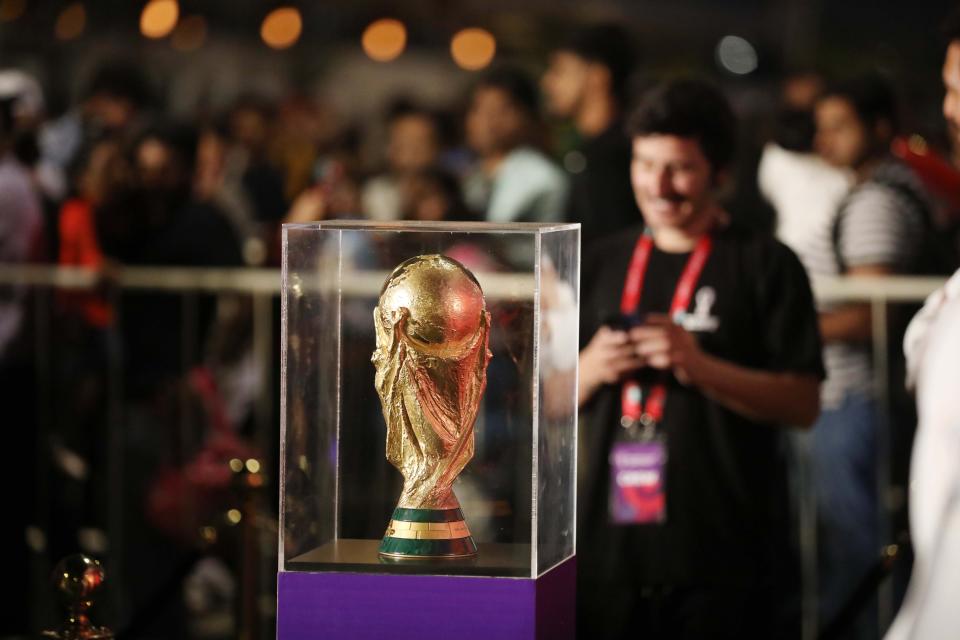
[276,555,575,640]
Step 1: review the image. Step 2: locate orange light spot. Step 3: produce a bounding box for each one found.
[55,3,86,41]
[361,19,407,62]
[451,28,496,71]
[261,7,302,50]
[140,0,179,39]
[0,0,25,23]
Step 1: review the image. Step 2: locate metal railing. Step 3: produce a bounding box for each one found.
[807,275,944,639]
[6,265,281,638]
[2,264,947,639]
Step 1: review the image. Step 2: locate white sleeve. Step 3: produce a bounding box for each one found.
[887,298,960,640]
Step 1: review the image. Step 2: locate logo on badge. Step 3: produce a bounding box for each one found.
[676,286,719,333]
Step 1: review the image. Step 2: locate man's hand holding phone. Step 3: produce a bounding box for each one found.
[628,314,704,385]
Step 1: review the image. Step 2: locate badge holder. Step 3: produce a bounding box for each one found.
[609,398,667,525]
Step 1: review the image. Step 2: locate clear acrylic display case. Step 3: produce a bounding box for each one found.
[279,221,579,579]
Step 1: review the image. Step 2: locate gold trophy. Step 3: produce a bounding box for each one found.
[372,254,492,558]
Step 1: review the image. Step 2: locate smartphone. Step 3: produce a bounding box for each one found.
[603,312,647,332]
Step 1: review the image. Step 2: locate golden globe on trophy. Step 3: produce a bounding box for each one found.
[371,254,492,558]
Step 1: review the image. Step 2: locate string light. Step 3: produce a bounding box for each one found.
[261,7,302,50]
[361,18,407,62]
[451,28,496,71]
[54,3,86,41]
[0,0,26,23]
[140,0,179,40]
[716,35,758,75]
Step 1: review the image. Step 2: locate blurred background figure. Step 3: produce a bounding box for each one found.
[194,122,263,265]
[0,74,43,271]
[282,126,363,228]
[42,62,152,199]
[399,166,474,223]
[889,271,960,640]
[0,79,43,353]
[0,72,43,637]
[541,23,640,247]
[102,120,243,395]
[809,74,933,639]
[887,13,960,638]
[759,71,852,256]
[362,99,443,221]
[463,66,568,223]
[226,96,288,226]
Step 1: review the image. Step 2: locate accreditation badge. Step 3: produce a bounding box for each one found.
[609,434,667,524]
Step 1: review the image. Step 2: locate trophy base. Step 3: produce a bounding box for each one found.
[379,507,478,558]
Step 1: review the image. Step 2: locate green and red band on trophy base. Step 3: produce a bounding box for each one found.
[379,507,478,558]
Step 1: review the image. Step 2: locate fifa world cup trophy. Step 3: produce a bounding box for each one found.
[372,254,492,558]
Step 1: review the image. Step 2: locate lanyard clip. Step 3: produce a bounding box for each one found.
[620,413,657,440]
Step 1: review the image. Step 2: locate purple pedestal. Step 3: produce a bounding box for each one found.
[276,555,575,640]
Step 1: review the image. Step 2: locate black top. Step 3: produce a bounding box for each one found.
[112,201,245,398]
[578,224,824,589]
[565,122,641,249]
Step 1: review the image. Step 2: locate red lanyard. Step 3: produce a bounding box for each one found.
[620,231,713,428]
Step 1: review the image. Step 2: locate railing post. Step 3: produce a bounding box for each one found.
[105,284,126,622]
[797,432,818,640]
[31,287,54,630]
[252,293,273,459]
[871,297,892,630]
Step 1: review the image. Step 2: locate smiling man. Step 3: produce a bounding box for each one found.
[577,79,824,639]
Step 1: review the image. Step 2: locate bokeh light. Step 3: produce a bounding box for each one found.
[361,18,407,62]
[0,0,25,22]
[171,14,206,52]
[54,3,86,41]
[261,7,302,50]
[450,28,496,71]
[140,0,179,40]
[716,35,758,75]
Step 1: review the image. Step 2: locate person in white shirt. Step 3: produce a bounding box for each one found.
[886,13,960,639]
[760,73,852,256]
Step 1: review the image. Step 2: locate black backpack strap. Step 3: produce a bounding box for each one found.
[830,193,853,274]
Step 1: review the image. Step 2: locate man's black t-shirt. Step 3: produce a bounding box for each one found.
[578,224,824,591]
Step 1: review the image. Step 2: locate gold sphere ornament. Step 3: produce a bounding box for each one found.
[44,554,113,639]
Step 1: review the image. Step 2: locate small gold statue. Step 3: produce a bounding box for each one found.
[372,254,492,558]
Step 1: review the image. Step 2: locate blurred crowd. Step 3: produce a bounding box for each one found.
[2,13,960,640]
[1,27,958,280]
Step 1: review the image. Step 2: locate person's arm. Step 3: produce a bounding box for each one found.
[823,184,917,342]
[631,315,820,427]
[685,349,821,427]
[819,264,894,342]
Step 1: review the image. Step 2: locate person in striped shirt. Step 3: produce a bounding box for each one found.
[809,75,931,637]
